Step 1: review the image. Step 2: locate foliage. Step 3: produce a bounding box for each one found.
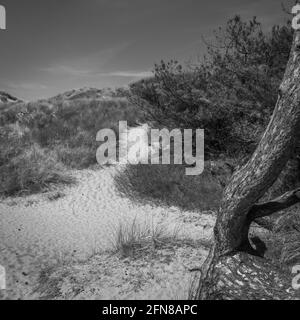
[129,16,293,158]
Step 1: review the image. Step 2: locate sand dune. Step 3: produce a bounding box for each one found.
[0,165,214,299]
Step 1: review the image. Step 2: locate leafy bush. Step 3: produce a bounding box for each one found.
[129,16,293,158]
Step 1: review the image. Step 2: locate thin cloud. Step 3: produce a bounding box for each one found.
[6,82,47,90]
[41,65,152,78]
[100,71,153,78]
[41,65,92,76]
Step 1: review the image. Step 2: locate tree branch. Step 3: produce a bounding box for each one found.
[248,187,300,221]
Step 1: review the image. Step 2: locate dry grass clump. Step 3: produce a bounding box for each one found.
[0,124,73,196]
[54,144,97,169]
[109,217,181,258]
[0,98,141,168]
[114,163,224,212]
[0,97,141,196]
[0,143,74,196]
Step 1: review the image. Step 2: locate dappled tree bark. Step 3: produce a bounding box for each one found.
[194,16,300,300]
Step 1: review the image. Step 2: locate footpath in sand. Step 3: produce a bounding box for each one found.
[0,166,215,299]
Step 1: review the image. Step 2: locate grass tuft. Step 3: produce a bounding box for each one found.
[114,163,224,212]
[109,217,181,258]
[0,142,74,196]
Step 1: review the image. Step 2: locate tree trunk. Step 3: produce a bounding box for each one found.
[194,18,300,300]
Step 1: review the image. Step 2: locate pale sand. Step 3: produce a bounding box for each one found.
[0,166,215,300]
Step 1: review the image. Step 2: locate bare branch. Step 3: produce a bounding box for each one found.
[248,187,300,220]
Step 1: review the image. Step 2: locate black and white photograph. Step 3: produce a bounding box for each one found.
[1,0,300,306]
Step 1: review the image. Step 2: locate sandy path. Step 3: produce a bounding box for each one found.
[0,166,215,299]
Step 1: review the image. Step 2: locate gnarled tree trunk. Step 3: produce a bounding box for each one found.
[194,13,300,300]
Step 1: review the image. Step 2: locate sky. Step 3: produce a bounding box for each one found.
[0,0,295,101]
